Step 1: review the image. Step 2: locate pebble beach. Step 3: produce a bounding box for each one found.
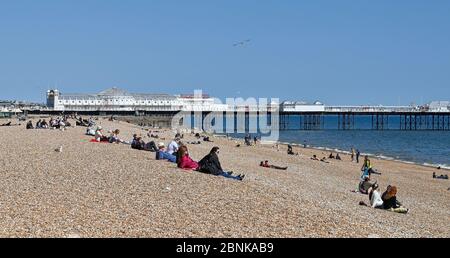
[0,117,448,238]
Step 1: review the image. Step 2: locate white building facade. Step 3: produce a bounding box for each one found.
[46,87,230,112]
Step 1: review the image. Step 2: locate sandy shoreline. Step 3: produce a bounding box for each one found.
[0,117,448,237]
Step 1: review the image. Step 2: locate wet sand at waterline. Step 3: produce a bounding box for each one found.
[0,118,448,237]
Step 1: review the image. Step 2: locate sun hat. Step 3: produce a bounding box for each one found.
[158,142,165,147]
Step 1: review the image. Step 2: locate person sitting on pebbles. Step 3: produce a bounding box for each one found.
[198,147,245,181]
[94,126,109,142]
[156,142,176,163]
[177,145,199,170]
[359,182,383,209]
[287,145,299,155]
[108,129,129,144]
[381,185,409,214]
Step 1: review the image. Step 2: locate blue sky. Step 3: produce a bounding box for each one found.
[0,0,449,105]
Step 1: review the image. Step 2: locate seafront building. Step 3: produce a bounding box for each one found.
[46,87,229,113]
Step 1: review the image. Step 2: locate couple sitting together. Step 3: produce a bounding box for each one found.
[179,146,245,181]
[359,184,409,214]
[156,142,245,181]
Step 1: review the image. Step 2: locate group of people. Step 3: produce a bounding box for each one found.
[359,184,409,214]
[328,152,342,160]
[357,156,408,214]
[311,155,329,163]
[76,116,96,127]
[88,126,130,144]
[244,134,258,146]
[154,136,245,181]
[26,117,70,130]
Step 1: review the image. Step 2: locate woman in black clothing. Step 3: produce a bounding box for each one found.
[381,185,409,214]
[198,147,244,181]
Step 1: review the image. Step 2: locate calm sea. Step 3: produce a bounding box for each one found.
[222,115,450,169]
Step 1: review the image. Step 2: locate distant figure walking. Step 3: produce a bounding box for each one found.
[351,148,355,162]
[356,149,361,163]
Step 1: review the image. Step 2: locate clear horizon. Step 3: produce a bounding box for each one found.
[1,0,449,105]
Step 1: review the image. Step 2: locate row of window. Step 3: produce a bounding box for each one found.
[59,100,179,105]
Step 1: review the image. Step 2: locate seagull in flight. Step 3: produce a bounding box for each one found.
[233,39,251,47]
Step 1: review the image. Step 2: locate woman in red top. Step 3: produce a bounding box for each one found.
[177,145,199,170]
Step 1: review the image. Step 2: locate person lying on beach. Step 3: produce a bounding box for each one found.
[187,141,201,145]
[0,121,13,126]
[177,145,199,170]
[86,127,96,136]
[311,155,320,161]
[361,156,381,176]
[320,157,330,163]
[433,172,449,180]
[155,142,176,163]
[148,131,159,139]
[203,136,213,142]
[198,147,245,181]
[260,161,288,170]
[381,185,409,214]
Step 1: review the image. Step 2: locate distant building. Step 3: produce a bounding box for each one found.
[427,101,450,112]
[46,87,229,112]
[280,101,325,112]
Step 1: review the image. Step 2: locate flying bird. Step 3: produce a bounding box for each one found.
[233,39,251,47]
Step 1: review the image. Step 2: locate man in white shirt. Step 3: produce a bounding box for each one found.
[167,138,180,155]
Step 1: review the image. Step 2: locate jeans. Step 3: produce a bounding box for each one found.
[218,171,241,180]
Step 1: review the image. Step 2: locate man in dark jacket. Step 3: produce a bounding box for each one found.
[198,147,223,176]
[198,147,245,181]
